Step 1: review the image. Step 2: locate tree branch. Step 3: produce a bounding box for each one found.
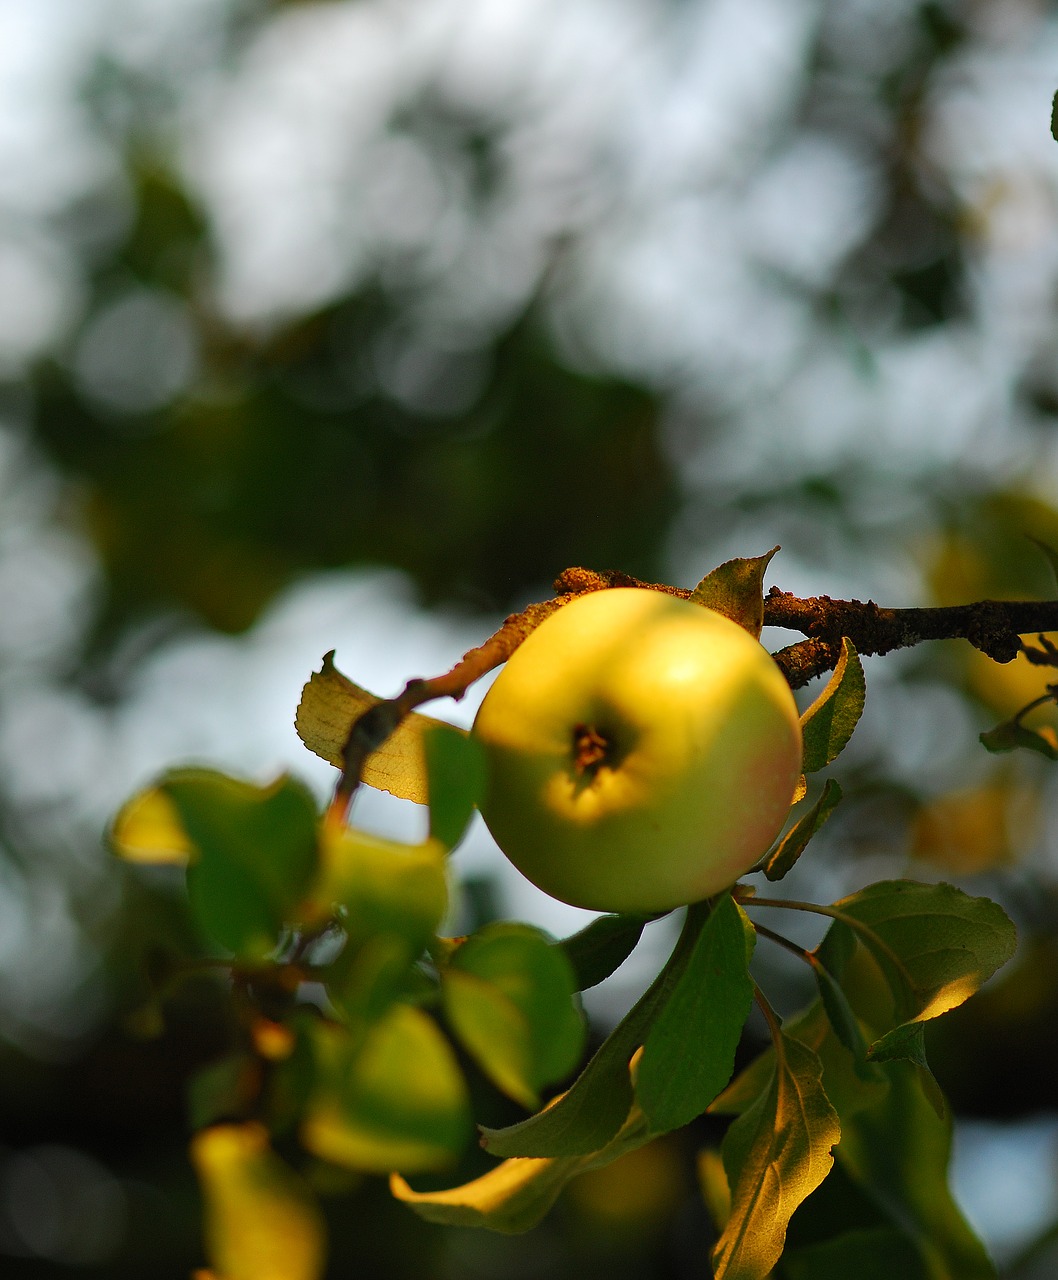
[554,567,1058,688]
[332,565,1058,808]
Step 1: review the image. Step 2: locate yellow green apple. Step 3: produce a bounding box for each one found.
[472,587,802,913]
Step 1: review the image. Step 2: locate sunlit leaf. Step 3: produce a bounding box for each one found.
[717,1019,989,1276]
[302,1008,471,1175]
[295,652,463,803]
[697,1147,731,1232]
[391,1106,653,1233]
[713,936,993,1278]
[559,912,650,991]
[314,827,447,1021]
[635,896,754,1134]
[763,779,842,881]
[110,781,197,865]
[712,1031,840,1280]
[800,638,865,772]
[191,1122,325,1280]
[316,825,447,949]
[980,716,1058,760]
[832,880,1017,1026]
[690,547,780,638]
[442,924,585,1110]
[424,722,486,850]
[710,997,884,1127]
[479,909,704,1158]
[164,771,318,959]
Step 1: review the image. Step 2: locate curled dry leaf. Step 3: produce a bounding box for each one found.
[295,652,465,805]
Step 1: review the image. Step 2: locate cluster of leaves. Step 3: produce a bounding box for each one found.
[112,553,1018,1280]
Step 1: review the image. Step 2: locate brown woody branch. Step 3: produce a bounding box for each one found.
[552,567,1058,688]
[332,565,1058,812]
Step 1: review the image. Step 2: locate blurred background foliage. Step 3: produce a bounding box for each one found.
[6,0,1058,1274]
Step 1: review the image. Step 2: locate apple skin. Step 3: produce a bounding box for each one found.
[472,587,802,913]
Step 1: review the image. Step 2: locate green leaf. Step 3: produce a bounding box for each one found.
[424,722,486,851]
[865,1021,946,1119]
[831,880,1017,1026]
[302,1008,471,1175]
[715,944,993,1280]
[836,1060,996,1279]
[811,952,871,1064]
[763,779,843,881]
[980,717,1058,760]
[441,924,585,1110]
[800,638,865,772]
[690,547,780,638]
[558,912,650,991]
[165,771,318,959]
[479,909,705,1158]
[1028,534,1058,595]
[710,992,884,1126]
[314,828,448,1022]
[635,896,755,1134]
[391,1106,653,1234]
[316,826,447,950]
[712,1030,840,1280]
[818,941,995,1275]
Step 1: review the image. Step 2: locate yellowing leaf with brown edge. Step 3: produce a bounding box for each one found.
[191,1122,325,1280]
[110,781,196,865]
[295,652,464,804]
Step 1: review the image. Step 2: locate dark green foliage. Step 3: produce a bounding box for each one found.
[558,912,650,991]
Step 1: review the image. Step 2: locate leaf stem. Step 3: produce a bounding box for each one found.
[751,921,812,964]
[736,892,915,1005]
[753,983,784,1053]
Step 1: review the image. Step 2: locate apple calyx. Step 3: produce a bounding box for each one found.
[571,723,614,777]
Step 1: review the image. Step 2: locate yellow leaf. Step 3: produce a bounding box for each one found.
[391,1155,565,1233]
[295,652,465,805]
[191,1123,325,1280]
[110,785,195,865]
[390,1107,656,1234]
